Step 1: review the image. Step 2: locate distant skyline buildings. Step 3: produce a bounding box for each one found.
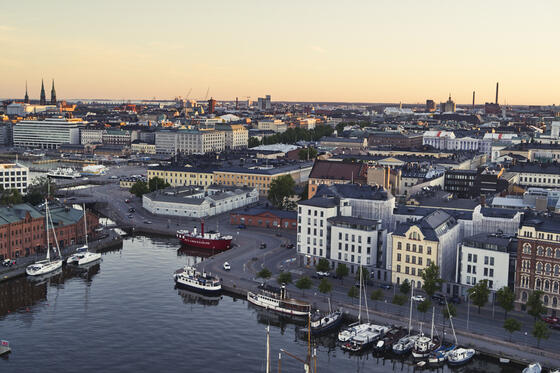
[1,2,560,105]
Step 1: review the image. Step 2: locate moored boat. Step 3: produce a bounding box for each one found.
[341,324,389,353]
[392,334,418,355]
[412,308,441,359]
[247,284,310,317]
[447,348,475,366]
[26,201,63,277]
[67,205,102,266]
[173,266,221,295]
[374,326,406,353]
[522,362,542,373]
[0,340,11,356]
[47,167,81,179]
[428,344,456,365]
[309,308,343,335]
[176,221,232,251]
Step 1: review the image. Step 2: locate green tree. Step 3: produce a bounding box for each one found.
[371,289,383,311]
[392,294,407,306]
[417,299,432,322]
[496,286,515,319]
[0,188,23,205]
[24,176,56,205]
[130,181,149,197]
[421,262,443,297]
[503,318,521,342]
[527,291,546,320]
[348,285,359,302]
[267,175,296,210]
[400,279,411,295]
[468,279,490,314]
[298,147,318,160]
[248,137,261,148]
[257,268,272,280]
[354,266,368,281]
[335,122,346,134]
[315,258,330,273]
[148,176,170,192]
[532,320,550,348]
[335,263,349,283]
[295,276,312,295]
[277,272,292,285]
[318,278,332,298]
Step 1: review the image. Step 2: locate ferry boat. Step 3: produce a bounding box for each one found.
[247,284,310,317]
[173,266,221,295]
[176,221,232,251]
[47,167,82,179]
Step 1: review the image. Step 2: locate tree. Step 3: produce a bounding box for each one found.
[348,285,359,302]
[315,258,330,273]
[335,122,346,134]
[130,181,149,197]
[354,266,368,281]
[527,291,546,320]
[248,137,261,148]
[277,272,292,285]
[335,263,349,283]
[371,289,383,311]
[148,176,170,192]
[24,176,55,205]
[257,268,272,280]
[267,175,296,210]
[417,299,432,322]
[298,147,318,161]
[295,276,312,295]
[392,294,407,306]
[503,318,521,342]
[400,279,411,295]
[532,320,550,348]
[421,262,443,298]
[0,188,23,205]
[496,286,515,319]
[318,278,332,298]
[468,279,490,314]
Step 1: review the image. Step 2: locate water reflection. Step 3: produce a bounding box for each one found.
[176,288,222,307]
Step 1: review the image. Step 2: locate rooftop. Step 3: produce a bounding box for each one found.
[309,160,365,181]
[315,183,393,201]
[462,233,515,253]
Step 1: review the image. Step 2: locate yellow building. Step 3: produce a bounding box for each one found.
[391,210,459,288]
[131,142,157,154]
[147,166,214,188]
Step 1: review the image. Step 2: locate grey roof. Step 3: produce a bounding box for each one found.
[462,233,514,252]
[479,207,519,219]
[298,197,337,208]
[0,204,43,224]
[320,137,364,143]
[315,183,393,201]
[327,215,380,226]
[509,163,560,175]
[215,162,313,176]
[393,205,473,220]
[521,213,560,234]
[393,209,457,242]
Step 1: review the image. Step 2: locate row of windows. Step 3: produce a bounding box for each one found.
[519,291,559,308]
[395,265,423,276]
[396,253,425,266]
[396,241,432,255]
[521,176,560,184]
[337,242,371,255]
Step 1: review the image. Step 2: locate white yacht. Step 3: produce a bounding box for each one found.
[47,167,81,179]
[26,201,63,277]
[342,324,389,352]
[67,205,101,266]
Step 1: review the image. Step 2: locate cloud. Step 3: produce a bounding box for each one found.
[310,45,325,53]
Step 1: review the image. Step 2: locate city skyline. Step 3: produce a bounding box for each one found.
[2,0,560,105]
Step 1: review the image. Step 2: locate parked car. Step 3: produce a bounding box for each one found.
[2,259,16,267]
[125,199,131,203]
[144,220,152,224]
[549,322,560,330]
[412,295,425,302]
[378,283,393,290]
[448,296,462,304]
[312,271,330,279]
[260,243,267,249]
[542,316,559,325]
[286,243,295,249]
[237,224,246,229]
[129,207,135,213]
[223,262,231,271]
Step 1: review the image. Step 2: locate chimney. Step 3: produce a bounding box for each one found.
[495,82,499,104]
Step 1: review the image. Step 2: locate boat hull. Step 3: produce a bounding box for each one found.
[177,236,232,251]
[311,315,343,335]
[26,259,63,276]
[67,252,102,266]
[174,277,222,295]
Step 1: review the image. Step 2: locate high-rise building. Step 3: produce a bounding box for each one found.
[50,79,57,105]
[39,79,46,105]
[257,95,272,111]
[440,94,456,113]
[208,97,216,114]
[426,99,436,112]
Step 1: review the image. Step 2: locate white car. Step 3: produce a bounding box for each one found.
[412,295,425,302]
[223,262,231,271]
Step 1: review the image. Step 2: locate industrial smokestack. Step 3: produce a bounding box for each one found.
[472,91,475,108]
[495,82,499,104]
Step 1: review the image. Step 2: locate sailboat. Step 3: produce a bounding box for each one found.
[67,204,101,266]
[309,298,343,335]
[26,200,63,276]
[411,306,441,359]
[446,299,476,366]
[340,268,389,352]
[428,298,458,365]
[392,285,420,355]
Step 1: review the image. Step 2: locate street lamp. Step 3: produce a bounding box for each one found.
[467,288,477,331]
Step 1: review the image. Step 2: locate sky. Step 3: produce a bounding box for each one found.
[1,0,559,105]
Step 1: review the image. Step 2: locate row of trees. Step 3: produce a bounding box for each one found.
[130,177,170,197]
[249,125,334,147]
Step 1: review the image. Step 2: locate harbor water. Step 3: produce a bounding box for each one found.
[0,235,523,372]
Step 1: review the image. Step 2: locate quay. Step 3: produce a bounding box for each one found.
[0,228,123,283]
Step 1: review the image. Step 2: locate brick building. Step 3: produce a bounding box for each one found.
[230,208,297,230]
[0,203,99,260]
[308,160,367,198]
[515,214,560,316]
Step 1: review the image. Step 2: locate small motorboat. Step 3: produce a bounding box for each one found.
[374,327,406,353]
[447,348,476,366]
[392,334,418,355]
[309,309,343,335]
[428,344,456,365]
[522,362,542,373]
[0,340,11,356]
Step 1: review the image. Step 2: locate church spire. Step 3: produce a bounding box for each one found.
[39,79,46,105]
[24,81,29,104]
[50,79,57,105]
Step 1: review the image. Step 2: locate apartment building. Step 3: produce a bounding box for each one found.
[155,129,226,155]
[0,163,29,194]
[308,160,367,198]
[13,118,81,149]
[216,124,249,149]
[515,214,560,316]
[147,166,214,188]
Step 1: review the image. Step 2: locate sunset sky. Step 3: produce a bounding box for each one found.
[1,0,559,105]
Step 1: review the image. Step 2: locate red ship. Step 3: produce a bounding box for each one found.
[176,220,232,251]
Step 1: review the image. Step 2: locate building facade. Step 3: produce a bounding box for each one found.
[0,163,29,194]
[230,208,297,230]
[147,166,214,188]
[155,129,226,155]
[13,119,81,149]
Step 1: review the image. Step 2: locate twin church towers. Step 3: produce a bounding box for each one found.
[24,79,56,106]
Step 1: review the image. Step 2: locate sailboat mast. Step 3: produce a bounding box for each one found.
[362,268,370,323]
[45,200,50,261]
[446,300,458,345]
[408,285,414,335]
[430,306,435,340]
[83,203,88,247]
[357,266,362,323]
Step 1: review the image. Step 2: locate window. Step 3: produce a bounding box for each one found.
[418,257,422,265]
[418,245,423,254]
[484,268,488,276]
[490,257,494,266]
[397,253,401,262]
[397,265,401,273]
[468,253,472,262]
[473,254,477,263]
[406,255,410,263]
[406,243,410,251]
[467,265,471,274]
[397,242,402,250]
[489,268,494,277]
[427,246,432,255]
[484,256,489,265]
[405,267,409,274]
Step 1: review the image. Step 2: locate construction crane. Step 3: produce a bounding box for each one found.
[204,87,210,101]
[185,88,192,100]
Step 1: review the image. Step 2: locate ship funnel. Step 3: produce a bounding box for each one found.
[201,219,205,236]
[280,284,287,300]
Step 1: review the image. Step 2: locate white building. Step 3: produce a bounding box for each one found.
[155,129,226,155]
[142,185,258,218]
[0,163,29,194]
[297,197,338,267]
[257,119,287,133]
[13,118,81,149]
[215,124,248,149]
[457,233,514,290]
[81,128,104,144]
